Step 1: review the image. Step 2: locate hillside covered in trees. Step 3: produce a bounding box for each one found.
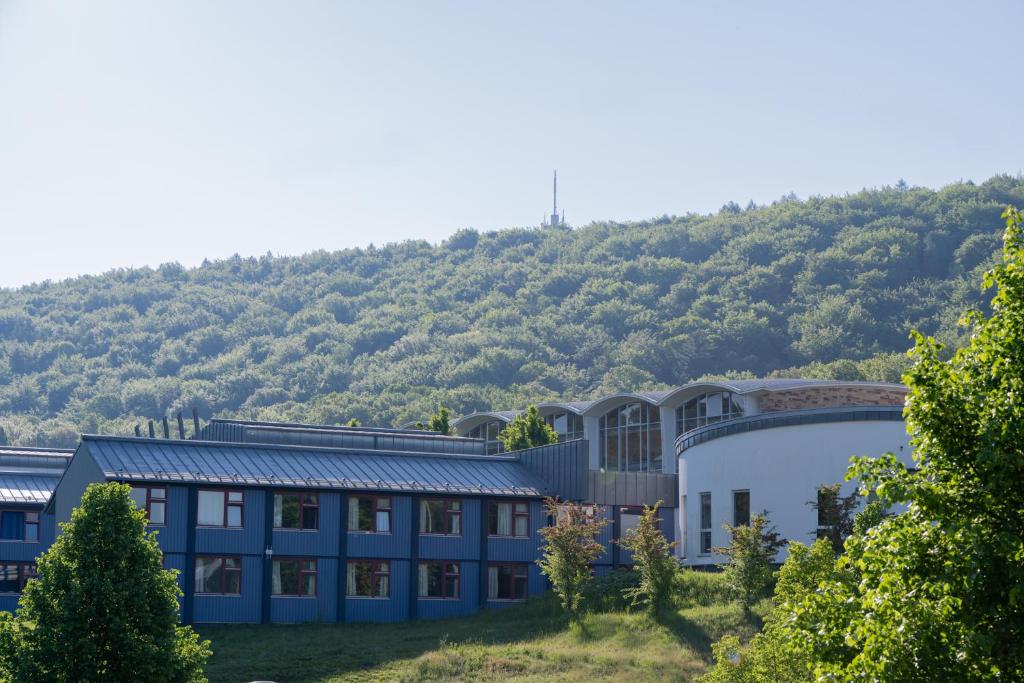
[1,175,1021,447]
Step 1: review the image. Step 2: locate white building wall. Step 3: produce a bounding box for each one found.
[679,420,912,565]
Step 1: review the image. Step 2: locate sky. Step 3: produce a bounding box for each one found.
[0,1,1022,288]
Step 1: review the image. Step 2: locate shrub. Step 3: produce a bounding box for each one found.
[536,498,608,622]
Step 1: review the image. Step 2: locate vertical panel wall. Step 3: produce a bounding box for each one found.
[270,491,341,557]
[487,500,545,562]
[193,490,265,556]
[416,560,480,620]
[417,498,480,561]
[270,558,338,623]
[0,504,49,564]
[152,486,188,554]
[592,505,615,568]
[344,559,411,623]
[347,495,412,560]
[192,555,262,623]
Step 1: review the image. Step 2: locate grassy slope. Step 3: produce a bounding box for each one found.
[197,597,764,683]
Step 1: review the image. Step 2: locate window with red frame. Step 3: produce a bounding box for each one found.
[417,561,460,599]
[194,557,241,594]
[348,496,391,533]
[130,486,167,525]
[273,492,319,530]
[0,510,39,541]
[488,501,529,537]
[487,563,528,601]
[346,560,390,598]
[419,499,462,535]
[272,558,317,596]
[0,563,36,593]
[197,490,243,528]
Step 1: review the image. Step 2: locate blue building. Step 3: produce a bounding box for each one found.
[0,419,671,624]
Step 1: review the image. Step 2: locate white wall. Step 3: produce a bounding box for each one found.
[678,420,913,565]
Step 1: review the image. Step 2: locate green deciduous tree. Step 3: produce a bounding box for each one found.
[0,482,211,682]
[536,498,608,623]
[498,406,557,451]
[808,483,859,555]
[427,406,453,435]
[715,513,786,610]
[616,501,680,618]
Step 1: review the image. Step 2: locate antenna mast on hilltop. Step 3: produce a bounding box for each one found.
[545,170,564,227]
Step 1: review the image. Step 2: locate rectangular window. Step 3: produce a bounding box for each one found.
[417,561,460,599]
[346,560,390,598]
[130,486,167,525]
[699,492,712,554]
[618,508,642,540]
[273,493,319,530]
[348,496,391,533]
[419,499,462,535]
[196,490,244,528]
[194,557,242,595]
[733,490,750,527]
[0,563,36,593]
[0,510,37,541]
[487,563,528,601]
[488,501,529,537]
[272,558,317,597]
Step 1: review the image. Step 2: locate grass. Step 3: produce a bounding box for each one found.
[197,594,766,682]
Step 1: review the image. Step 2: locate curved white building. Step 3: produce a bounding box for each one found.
[454,379,911,566]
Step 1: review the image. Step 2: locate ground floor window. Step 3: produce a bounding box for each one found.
[418,561,459,599]
[733,490,750,527]
[272,558,317,597]
[0,563,35,593]
[347,560,390,598]
[487,563,528,601]
[699,492,712,554]
[194,556,242,595]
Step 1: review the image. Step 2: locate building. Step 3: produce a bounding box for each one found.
[0,378,912,623]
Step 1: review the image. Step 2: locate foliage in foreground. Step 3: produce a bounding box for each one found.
[499,405,558,451]
[536,498,608,622]
[0,482,210,682]
[617,501,680,618]
[715,514,785,610]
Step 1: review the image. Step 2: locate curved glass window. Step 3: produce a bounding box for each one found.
[466,421,506,455]
[543,412,584,442]
[676,392,744,436]
[599,402,662,472]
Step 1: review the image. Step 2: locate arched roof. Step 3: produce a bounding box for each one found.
[450,410,518,433]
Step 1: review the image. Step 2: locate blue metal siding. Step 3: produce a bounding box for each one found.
[0,596,19,613]
[593,506,615,566]
[347,495,411,559]
[0,505,49,563]
[151,487,187,553]
[417,498,479,561]
[344,559,410,622]
[417,560,480,620]
[164,552,187,616]
[271,492,340,557]
[194,490,265,555]
[192,555,262,623]
[617,507,675,567]
[484,563,544,610]
[270,558,338,623]
[487,500,545,563]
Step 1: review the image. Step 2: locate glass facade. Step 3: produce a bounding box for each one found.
[676,392,744,436]
[598,401,662,472]
[542,412,584,442]
[466,421,506,455]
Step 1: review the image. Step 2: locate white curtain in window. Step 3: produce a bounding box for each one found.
[417,563,429,597]
[420,501,434,533]
[487,566,498,600]
[345,563,356,596]
[272,562,282,594]
[497,504,512,536]
[376,510,390,533]
[197,491,223,526]
[347,499,360,530]
[273,495,283,527]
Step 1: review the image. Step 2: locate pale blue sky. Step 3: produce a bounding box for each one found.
[1,1,1021,288]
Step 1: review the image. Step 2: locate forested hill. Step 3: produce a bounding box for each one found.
[2,176,1022,447]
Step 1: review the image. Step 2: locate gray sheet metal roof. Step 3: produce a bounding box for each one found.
[83,436,548,497]
[0,446,73,504]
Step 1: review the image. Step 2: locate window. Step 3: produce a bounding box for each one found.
[488,501,529,537]
[542,412,585,442]
[733,490,750,527]
[0,563,36,593]
[346,560,390,598]
[272,558,317,596]
[196,490,243,528]
[194,557,242,595]
[0,510,39,541]
[418,561,460,599]
[466,420,506,455]
[598,401,663,472]
[619,508,642,540]
[348,496,391,533]
[274,493,319,530]
[487,563,528,601]
[676,392,744,436]
[420,499,461,535]
[699,492,712,554]
[130,486,167,525]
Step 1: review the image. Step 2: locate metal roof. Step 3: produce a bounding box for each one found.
[207,418,446,437]
[82,435,548,497]
[0,446,73,504]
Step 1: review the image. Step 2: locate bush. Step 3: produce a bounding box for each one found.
[676,569,734,607]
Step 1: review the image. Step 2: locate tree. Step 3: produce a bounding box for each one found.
[783,207,1024,680]
[715,513,786,610]
[498,406,557,451]
[616,501,680,618]
[0,482,211,682]
[426,407,453,435]
[807,483,859,555]
[346,418,361,427]
[536,497,608,623]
